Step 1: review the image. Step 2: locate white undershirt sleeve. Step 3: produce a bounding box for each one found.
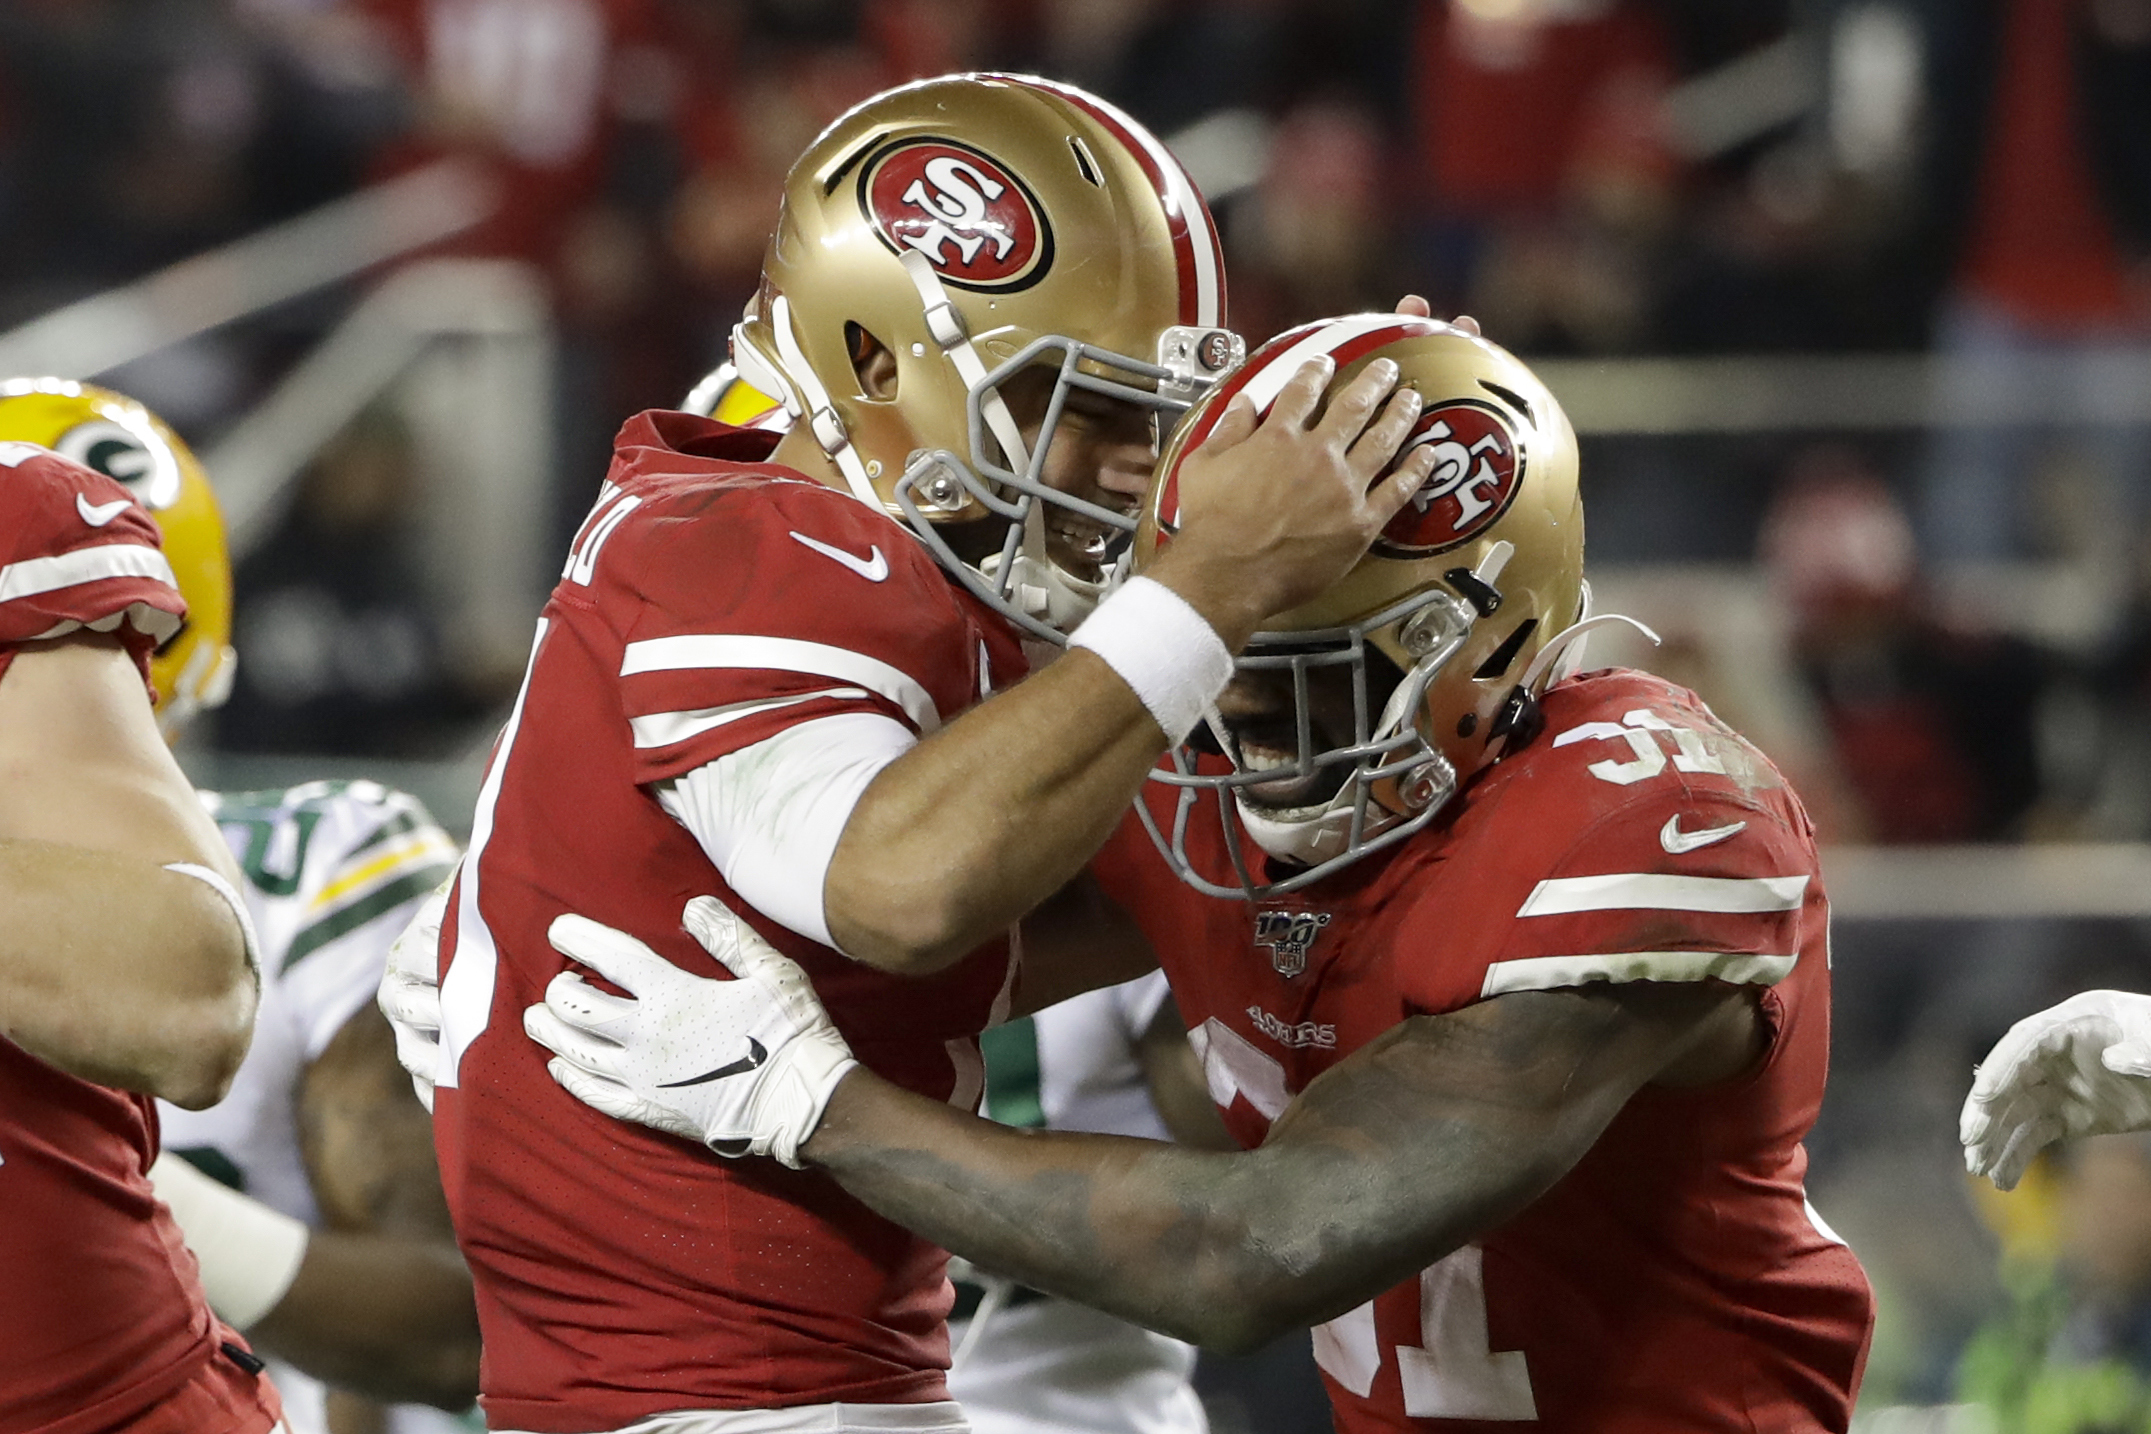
[653,711,918,953]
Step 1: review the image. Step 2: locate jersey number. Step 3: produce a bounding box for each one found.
[561,484,640,587]
[1194,1019,1538,1421]
[213,786,348,897]
[1312,1247,1537,1421]
[1552,707,1730,787]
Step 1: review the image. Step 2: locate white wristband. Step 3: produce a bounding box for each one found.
[148,1150,310,1329]
[163,861,262,978]
[1068,576,1233,745]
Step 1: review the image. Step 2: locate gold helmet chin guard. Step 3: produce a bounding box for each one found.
[0,378,237,736]
[729,72,1241,642]
[1134,315,1652,900]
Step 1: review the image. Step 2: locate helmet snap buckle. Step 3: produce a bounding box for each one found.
[1397,592,1472,661]
[1397,753,1457,811]
[903,449,971,512]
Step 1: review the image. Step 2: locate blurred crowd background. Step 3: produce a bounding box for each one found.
[5,0,2151,1427]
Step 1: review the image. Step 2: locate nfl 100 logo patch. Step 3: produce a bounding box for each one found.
[1253,909,1332,979]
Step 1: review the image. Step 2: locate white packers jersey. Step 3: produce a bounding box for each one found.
[952,973,1207,1434]
[158,779,464,1434]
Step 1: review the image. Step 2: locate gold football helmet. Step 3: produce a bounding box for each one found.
[0,379,237,735]
[1136,316,1628,898]
[731,72,1242,640]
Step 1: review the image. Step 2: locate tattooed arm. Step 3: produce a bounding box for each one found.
[803,982,1760,1351]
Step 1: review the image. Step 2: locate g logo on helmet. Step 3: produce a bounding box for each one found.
[860,138,1053,291]
[1375,400,1524,558]
[55,416,184,511]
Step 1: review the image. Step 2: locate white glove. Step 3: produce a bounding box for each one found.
[525,896,859,1168]
[1962,989,2151,1190]
[378,877,452,1112]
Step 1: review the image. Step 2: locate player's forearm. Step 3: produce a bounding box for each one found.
[824,648,1172,972]
[804,1059,1560,1352]
[806,1007,1648,1349]
[0,840,255,1105]
[250,1230,481,1409]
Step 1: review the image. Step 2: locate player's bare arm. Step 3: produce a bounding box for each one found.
[250,1002,480,1411]
[1003,872,1160,1019]
[1134,994,1236,1150]
[529,901,1759,1348]
[802,981,1760,1350]
[814,355,1439,973]
[0,633,255,1107]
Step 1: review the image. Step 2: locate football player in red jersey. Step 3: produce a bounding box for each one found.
[0,383,482,1430]
[386,75,1436,1433]
[0,379,283,1431]
[527,317,1879,1432]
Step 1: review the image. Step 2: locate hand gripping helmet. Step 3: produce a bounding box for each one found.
[0,379,237,735]
[1137,315,1643,899]
[730,73,1242,641]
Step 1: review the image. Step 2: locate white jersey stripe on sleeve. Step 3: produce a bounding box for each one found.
[0,542,176,603]
[620,634,941,734]
[1516,872,1809,917]
[628,688,871,749]
[1479,949,1797,998]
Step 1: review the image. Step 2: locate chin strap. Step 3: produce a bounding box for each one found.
[732,304,882,511]
[897,250,1031,477]
[1517,612,1662,697]
[979,544,1117,629]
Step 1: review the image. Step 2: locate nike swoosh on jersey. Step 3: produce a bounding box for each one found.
[76,493,132,527]
[1660,816,1748,855]
[789,531,889,582]
[658,1037,770,1088]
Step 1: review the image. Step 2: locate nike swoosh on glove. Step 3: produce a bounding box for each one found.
[526,896,859,1168]
[1962,989,2151,1190]
[377,875,453,1112]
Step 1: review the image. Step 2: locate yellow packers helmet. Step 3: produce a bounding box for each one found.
[731,72,1242,641]
[1136,316,1607,898]
[680,362,788,430]
[0,379,236,735]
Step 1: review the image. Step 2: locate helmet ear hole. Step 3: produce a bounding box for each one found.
[1473,619,1539,682]
[846,322,898,401]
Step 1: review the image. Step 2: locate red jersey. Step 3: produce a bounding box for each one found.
[435,411,1025,1431]
[0,445,281,1433]
[1096,669,1874,1433]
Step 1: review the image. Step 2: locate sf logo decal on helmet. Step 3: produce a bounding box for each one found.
[1376,400,1524,558]
[860,138,1053,291]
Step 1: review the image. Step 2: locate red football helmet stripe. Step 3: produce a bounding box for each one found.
[1006,75,1225,328]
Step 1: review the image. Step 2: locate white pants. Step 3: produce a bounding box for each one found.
[948,1299,1207,1434]
[496,1403,970,1434]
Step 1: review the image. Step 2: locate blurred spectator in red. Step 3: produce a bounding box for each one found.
[1402,0,1682,353]
[1763,446,2054,842]
[1226,99,1386,341]
[359,0,649,272]
[1913,0,2151,564]
[666,0,1011,303]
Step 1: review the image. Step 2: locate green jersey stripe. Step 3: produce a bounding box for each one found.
[282,862,455,972]
[979,1018,1045,1129]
